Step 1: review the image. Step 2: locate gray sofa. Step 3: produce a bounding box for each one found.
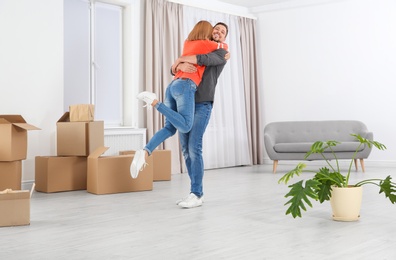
[264,120,373,173]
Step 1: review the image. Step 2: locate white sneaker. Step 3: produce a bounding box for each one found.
[130,150,147,179]
[176,195,204,205]
[137,91,157,108]
[178,193,203,208]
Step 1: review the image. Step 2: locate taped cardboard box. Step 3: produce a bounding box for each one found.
[0,161,22,190]
[0,115,40,161]
[88,147,153,195]
[119,150,171,181]
[69,104,95,122]
[0,189,30,227]
[35,156,87,193]
[57,112,104,156]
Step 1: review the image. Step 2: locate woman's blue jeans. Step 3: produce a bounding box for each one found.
[144,78,197,155]
[179,102,213,198]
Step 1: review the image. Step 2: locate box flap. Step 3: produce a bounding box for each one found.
[88,146,109,159]
[69,104,95,122]
[13,123,41,131]
[0,115,26,124]
[57,112,70,123]
[0,115,40,130]
[30,183,35,198]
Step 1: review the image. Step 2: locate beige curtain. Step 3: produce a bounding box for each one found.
[145,0,184,173]
[238,17,264,165]
[144,2,263,173]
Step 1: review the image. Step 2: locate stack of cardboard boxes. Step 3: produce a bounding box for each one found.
[0,115,40,227]
[35,106,103,193]
[0,115,40,190]
[35,105,170,195]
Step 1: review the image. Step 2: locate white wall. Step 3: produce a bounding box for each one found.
[0,0,64,181]
[257,0,396,163]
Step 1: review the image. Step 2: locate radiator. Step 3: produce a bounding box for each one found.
[103,128,146,156]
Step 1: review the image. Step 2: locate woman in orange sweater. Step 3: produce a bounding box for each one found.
[131,20,228,178]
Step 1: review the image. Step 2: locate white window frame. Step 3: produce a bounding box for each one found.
[64,0,141,129]
[91,1,123,126]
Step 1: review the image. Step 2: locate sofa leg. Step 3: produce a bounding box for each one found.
[273,160,278,173]
[360,159,365,172]
[354,159,358,171]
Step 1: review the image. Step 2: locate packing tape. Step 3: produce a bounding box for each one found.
[0,183,35,197]
[0,189,13,194]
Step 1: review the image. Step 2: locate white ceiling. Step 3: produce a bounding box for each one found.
[216,0,297,8]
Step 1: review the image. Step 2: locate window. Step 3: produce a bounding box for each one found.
[64,0,139,128]
[92,2,123,126]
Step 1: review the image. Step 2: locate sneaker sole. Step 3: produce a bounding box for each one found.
[130,163,139,179]
[179,203,203,209]
[130,150,146,179]
[178,197,203,208]
[176,196,205,205]
[130,150,144,179]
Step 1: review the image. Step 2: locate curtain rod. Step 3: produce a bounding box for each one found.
[168,0,257,20]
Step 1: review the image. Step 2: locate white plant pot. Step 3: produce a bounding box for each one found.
[330,186,363,222]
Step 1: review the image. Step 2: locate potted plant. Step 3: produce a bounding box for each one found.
[278,134,396,221]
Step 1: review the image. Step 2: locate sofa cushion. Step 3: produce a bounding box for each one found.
[274,142,364,153]
[265,120,369,143]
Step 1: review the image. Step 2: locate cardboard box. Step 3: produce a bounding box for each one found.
[35,156,87,193]
[0,189,30,227]
[119,150,171,181]
[152,150,171,181]
[0,161,22,190]
[57,112,104,156]
[0,115,40,161]
[69,104,95,122]
[88,147,153,195]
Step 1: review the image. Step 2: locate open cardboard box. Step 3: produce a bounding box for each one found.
[87,147,153,195]
[0,115,40,161]
[0,184,34,227]
[0,161,22,190]
[35,156,87,193]
[119,150,171,181]
[57,112,104,156]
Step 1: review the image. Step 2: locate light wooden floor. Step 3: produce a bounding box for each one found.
[2,163,396,260]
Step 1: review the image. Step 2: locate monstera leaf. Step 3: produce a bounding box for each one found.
[378,176,396,204]
[284,179,321,218]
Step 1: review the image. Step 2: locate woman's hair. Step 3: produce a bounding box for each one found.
[187,20,213,41]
